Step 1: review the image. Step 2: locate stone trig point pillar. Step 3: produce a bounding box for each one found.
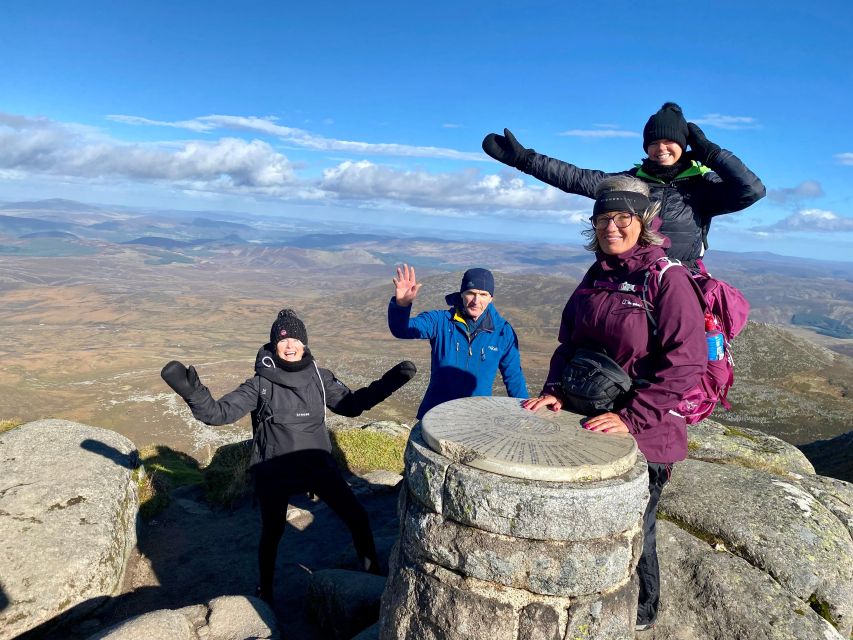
[378,397,650,640]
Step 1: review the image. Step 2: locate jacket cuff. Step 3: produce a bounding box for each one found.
[617,408,641,435]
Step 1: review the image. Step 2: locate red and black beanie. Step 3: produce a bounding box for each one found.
[270,309,308,346]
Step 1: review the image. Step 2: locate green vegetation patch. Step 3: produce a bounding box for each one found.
[722,426,762,442]
[203,440,253,508]
[331,429,407,475]
[0,418,23,434]
[135,429,406,516]
[808,594,838,628]
[137,445,204,519]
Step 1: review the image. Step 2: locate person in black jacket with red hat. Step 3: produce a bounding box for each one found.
[161,309,416,604]
[482,102,765,269]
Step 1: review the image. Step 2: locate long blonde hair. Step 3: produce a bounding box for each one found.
[582,176,664,252]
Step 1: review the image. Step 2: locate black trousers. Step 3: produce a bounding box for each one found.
[253,450,378,597]
[636,462,672,625]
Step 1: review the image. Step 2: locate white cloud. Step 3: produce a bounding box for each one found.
[835,152,853,166]
[108,113,485,161]
[557,128,639,138]
[691,113,759,130]
[767,180,824,205]
[0,111,588,218]
[319,161,577,216]
[752,208,853,232]
[443,123,462,129]
[0,113,296,192]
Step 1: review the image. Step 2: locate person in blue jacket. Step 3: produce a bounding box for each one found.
[388,264,528,419]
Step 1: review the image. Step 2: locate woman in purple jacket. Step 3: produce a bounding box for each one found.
[523,175,707,631]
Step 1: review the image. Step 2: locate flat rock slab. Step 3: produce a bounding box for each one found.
[660,458,853,636]
[421,397,637,482]
[687,420,815,476]
[655,521,845,640]
[0,420,139,639]
[86,595,278,640]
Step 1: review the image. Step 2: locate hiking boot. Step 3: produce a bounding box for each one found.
[635,620,656,632]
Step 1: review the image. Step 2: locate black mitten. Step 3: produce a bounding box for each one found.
[687,122,721,165]
[161,361,202,399]
[482,128,534,169]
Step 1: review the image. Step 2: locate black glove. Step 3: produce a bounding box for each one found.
[482,128,534,169]
[160,360,202,400]
[687,122,721,165]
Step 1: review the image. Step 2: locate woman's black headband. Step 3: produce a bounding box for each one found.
[592,191,651,217]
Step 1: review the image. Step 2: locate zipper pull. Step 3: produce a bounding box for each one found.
[481,348,485,361]
[456,342,459,352]
[468,344,472,357]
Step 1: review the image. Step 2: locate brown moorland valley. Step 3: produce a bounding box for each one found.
[0,200,851,459]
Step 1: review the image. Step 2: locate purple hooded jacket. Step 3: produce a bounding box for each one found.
[543,241,706,463]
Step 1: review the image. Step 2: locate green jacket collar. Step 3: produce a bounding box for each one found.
[635,159,709,183]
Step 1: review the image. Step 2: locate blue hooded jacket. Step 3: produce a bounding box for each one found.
[388,295,528,419]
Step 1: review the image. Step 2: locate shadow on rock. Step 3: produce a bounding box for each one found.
[80,438,138,469]
[22,439,402,640]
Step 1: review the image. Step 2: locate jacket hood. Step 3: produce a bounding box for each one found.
[254,344,317,387]
[594,242,668,277]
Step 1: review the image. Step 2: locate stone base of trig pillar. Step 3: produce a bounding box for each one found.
[378,397,650,640]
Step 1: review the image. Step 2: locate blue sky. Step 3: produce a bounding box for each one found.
[1,1,852,260]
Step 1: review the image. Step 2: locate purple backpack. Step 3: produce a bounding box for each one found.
[642,258,750,424]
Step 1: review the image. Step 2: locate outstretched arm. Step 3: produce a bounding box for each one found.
[323,361,417,417]
[161,361,257,425]
[482,127,609,198]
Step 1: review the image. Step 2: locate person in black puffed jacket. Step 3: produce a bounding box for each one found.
[482,102,765,269]
[161,308,416,604]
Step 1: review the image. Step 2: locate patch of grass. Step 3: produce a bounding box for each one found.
[134,429,407,515]
[330,429,407,475]
[136,445,204,519]
[808,594,838,628]
[722,426,762,442]
[0,418,23,434]
[203,439,253,508]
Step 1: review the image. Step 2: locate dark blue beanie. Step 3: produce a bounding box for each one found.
[460,268,495,295]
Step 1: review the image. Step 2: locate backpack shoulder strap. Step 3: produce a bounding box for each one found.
[641,257,685,335]
[654,257,681,282]
[253,375,274,434]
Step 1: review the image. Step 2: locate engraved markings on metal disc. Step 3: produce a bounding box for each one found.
[420,397,637,481]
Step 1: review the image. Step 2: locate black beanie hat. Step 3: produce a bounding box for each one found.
[270,309,308,346]
[460,268,495,296]
[642,102,688,151]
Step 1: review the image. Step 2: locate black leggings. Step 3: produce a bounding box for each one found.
[636,462,672,625]
[253,450,378,597]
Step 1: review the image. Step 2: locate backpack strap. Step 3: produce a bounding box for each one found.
[641,257,683,336]
[253,375,274,435]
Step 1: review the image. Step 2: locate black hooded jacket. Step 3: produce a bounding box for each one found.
[519,150,765,264]
[183,345,399,466]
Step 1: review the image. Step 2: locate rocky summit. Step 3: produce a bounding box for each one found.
[2,417,853,639]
